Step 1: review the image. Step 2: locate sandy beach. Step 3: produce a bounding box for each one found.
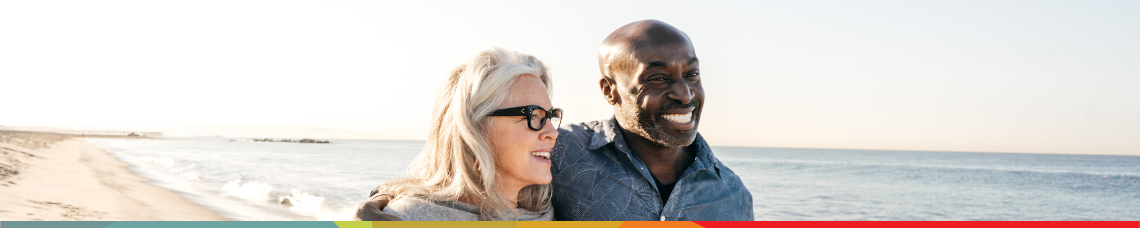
[0,131,226,221]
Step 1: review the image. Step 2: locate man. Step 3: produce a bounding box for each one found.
[547,19,752,221]
[355,20,753,221]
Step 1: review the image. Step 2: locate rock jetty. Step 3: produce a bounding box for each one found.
[252,138,330,143]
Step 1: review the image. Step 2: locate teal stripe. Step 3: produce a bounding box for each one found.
[1,221,115,228]
[0,221,343,228]
[106,221,341,228]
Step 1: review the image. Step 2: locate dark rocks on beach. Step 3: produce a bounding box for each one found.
[298,139,330,143]
[250,138,329,143]
[279,197,292,206]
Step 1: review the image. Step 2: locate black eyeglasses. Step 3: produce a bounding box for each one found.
[488,105,563,131]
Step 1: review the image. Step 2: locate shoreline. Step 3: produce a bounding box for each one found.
[0,131,227,221]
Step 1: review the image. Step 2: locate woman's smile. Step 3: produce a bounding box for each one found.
[529,150,552,164]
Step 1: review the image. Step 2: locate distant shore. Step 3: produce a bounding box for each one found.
[0,131,226,221]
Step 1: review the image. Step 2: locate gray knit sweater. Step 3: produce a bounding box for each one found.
[381,197,554,221]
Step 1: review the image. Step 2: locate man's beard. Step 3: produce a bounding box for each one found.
[619,99,701,148]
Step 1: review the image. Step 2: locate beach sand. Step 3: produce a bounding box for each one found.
[0,131,226,221]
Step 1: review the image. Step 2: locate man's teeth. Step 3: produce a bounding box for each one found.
[662,112,693,124]
[530,152,550,159]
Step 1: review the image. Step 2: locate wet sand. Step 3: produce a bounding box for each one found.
[0,131,226,221]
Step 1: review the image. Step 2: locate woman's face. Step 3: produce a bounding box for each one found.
[488,74,559,190]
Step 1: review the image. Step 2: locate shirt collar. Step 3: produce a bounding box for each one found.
[587,117,718,171]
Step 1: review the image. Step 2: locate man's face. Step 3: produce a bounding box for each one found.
[612,41,703,148]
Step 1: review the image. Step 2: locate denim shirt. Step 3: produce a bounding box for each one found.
[550,118,754,221]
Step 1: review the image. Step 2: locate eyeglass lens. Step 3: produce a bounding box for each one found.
[528,108,562,130]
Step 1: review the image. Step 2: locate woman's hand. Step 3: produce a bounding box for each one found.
[353,194,401,221]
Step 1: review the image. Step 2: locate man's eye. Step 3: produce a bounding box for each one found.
[646,75,668,82]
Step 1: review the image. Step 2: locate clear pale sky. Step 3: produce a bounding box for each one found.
[2,1,1138,155]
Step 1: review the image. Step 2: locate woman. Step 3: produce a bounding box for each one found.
[365,47,561,221]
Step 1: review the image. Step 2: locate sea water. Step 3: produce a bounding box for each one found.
[85,137,1139,221]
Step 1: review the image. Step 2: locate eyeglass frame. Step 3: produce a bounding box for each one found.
[487,105,562,131]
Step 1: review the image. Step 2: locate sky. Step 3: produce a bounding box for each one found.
[2,0,1138,155]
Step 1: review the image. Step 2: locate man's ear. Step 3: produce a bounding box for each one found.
[599,77,619,105]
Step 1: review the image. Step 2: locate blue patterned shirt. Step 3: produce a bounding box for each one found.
[550,117,754,221]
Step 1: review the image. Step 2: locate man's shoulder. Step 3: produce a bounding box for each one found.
[551,119,629,178]
[710,156,748,187]
[557,120,603,138]
[699,145,749,187]
[701,152,754,211]
[553,120,605,154]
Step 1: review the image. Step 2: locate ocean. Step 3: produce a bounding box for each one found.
[85,137,1139,221]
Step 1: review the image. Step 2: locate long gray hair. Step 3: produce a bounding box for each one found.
[375,47,553,220]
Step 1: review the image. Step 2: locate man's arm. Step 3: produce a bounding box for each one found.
[352,194,401,221]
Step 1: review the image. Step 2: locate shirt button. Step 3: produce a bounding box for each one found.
[660,215,665,221]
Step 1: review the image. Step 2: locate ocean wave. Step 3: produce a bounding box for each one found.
[180,173,202,181]
[111,151,204,181]
[149,157,175,168]
[171,162,197,172]
[281,189,324,214]
[87,138,372,220]
[222,178,277,202]
[113,152,176,169]
[219,176,357,220]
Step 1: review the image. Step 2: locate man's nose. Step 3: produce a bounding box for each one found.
[667,79,693,105]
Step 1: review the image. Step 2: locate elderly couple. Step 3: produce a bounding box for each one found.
[354,20,753,221]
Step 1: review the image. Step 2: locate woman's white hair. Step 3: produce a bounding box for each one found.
[375,47,553,220]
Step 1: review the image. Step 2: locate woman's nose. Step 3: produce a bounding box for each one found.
[540,120,559,141]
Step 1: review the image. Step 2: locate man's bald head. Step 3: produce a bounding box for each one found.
[598,20,694,80]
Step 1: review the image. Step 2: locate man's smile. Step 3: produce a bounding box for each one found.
[662,112,692,124]
[658,106,697,131]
